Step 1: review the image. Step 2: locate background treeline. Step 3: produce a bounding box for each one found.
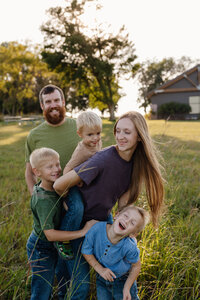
[0,0,198,120]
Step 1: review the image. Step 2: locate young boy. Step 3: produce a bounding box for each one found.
[26,147,96,300]
[63,111,102,174]
[81,205,150,300]
[54,111,102,259]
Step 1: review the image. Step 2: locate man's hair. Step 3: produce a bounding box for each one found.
[76,111,102,132]
[39,84,65,104]
[30,147,59,169]
[119,205,150,233]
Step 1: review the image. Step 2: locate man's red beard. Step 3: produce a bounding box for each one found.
[43,106,66,125]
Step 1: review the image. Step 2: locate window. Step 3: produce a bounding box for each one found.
[189,96,200,113]
[151,103,157,112]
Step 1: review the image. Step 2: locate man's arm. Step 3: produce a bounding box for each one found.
[123,260,141,300]
[25,162,37,195]
[83,254,116,282]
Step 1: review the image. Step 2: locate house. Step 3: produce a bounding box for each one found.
[148,64,200,119]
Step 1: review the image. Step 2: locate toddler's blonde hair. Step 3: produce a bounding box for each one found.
[76,111,102,132]
[30,147,59,169]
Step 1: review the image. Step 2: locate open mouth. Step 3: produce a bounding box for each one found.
[119,222,126,230]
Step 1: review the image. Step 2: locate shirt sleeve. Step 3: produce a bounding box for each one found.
[81,226,96,255]
[25,131,35,163]
[124,238,140,264]
[74,152,104,185]
[35,198,57,231]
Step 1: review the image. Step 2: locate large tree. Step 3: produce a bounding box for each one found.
[41,0,139,120]
[137,57,194,113]
[0,42,57,115]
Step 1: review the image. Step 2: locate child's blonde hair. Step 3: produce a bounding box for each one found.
[30,148,59,169]
[119,204,150,233]
[76,111,102,132]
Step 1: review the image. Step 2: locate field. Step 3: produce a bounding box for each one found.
[0,119,200,299]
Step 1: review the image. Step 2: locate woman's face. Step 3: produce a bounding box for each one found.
[115,118,139,153]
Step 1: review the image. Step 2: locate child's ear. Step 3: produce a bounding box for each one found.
[77,130,82,138]
[32,167,41,177]
[114,212,120,220]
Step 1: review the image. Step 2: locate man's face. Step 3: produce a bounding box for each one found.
[40,90,66,125]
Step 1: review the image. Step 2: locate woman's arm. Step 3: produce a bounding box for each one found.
[83,254,116,282]
[118,189,130,209]
[53,170,82,196]
[123,260,141,300]
[44,219,97,242]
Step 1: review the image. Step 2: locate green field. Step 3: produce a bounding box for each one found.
[0,119,200,299]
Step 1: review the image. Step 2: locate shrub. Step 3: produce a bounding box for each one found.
[158,102,191,118]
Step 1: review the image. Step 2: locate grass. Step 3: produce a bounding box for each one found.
[0,119,200,299]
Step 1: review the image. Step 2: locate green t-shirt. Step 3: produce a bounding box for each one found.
[31,183,62,241]
[25,118,80,170]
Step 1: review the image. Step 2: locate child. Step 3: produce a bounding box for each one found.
[54,111,102,259]
[81,205,150,300]
[26,147,96,300]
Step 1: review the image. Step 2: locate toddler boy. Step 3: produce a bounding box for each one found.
[55,111,102,259]
[81,205,150,300]
[26,147,96,300]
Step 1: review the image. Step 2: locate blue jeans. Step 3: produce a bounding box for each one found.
[26,232,58,300]
[56,187,88,300]
[56,187,114,300]
[96,274,139,300]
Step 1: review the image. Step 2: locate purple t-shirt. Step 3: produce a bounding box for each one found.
[74,146,133,222]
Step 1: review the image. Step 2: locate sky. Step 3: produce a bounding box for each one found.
[0,0,200,115]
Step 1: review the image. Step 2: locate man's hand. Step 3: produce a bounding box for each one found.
[99,267,116,282]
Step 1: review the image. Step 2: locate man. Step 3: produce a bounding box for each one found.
[25,84,83,299]
[25,84,80,194]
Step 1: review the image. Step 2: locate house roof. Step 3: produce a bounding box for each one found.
[147,64,200,99]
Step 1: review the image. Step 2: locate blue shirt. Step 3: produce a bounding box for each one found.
[81,222,140,278]
[74,146,133,222]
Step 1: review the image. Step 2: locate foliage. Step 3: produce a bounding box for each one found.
[157,101,191,118]
[137,57,194,112]
[0,119,199,299]
[0,42,59,115]
[41,0,139,120]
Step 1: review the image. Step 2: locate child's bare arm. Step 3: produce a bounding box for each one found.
[44,220,97,242]
[123,260,141,300]
[83,254,116,282]
[53,170,82,195]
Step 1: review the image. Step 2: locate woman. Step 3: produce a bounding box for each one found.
[54,111,164,299]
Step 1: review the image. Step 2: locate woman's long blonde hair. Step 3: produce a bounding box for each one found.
[114,111,165,226]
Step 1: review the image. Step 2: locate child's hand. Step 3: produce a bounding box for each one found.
[123,287,131,300]
[83,219,98,234]
[99,268,116,282]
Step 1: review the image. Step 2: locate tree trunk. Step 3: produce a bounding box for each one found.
[108,103,115,121]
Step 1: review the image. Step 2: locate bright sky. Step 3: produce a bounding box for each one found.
[1,0,200,115]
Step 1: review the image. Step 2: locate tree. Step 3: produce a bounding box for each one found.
[0,42,58,115]
[137,57,194,113]
[41,0,139,120]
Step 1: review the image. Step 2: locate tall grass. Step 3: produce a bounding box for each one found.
[0,120,199,299]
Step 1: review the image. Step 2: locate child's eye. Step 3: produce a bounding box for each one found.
[97,132,101,135]
[88,133,93,137]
